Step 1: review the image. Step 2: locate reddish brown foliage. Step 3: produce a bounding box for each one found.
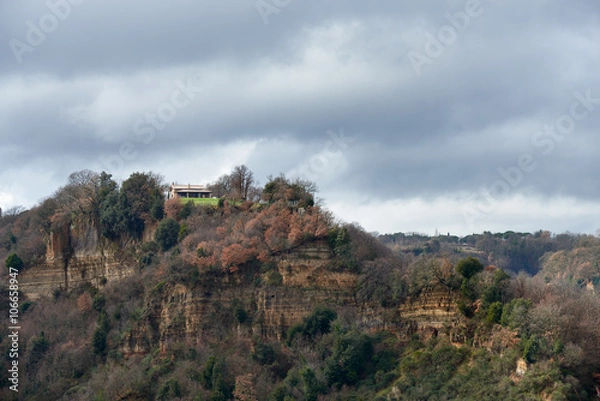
[192,202,332,271]
[77,293,93,312]
[164,198,183,220]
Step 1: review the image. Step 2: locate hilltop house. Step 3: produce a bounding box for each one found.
[167,183,212,199]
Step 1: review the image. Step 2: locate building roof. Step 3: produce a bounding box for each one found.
[170,184,212,192]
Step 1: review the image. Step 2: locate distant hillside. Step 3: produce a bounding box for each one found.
[539,245,600,286]
[380,230,598,276]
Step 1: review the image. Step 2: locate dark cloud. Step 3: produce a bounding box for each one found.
[1,0,599,234]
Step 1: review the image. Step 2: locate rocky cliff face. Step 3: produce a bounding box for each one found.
[18,220,138,300]
[18,254,135,300]
[123,240,362,355]
[17,223,462,352]
[122,240,463,356]
[398,285,460,338]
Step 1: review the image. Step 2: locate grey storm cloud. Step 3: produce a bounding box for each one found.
[1,0,599,234]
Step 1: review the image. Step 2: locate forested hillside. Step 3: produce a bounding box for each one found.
[380,230,600,277]
[0,168,599,400]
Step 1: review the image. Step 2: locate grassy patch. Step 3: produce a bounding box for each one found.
[178,198,219,206]
[177,198,244,206]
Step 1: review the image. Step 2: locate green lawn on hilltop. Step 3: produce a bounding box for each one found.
[179,197,220,206]
[178,198,246,206]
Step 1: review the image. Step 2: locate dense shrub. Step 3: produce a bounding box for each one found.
[155,218,181,251]
[252,340,276,366]
[487,301,503,324]
[324,330,374,387]
[92,311,110,357]
[460,277,478,301]
[5,253,23,270]
[233,303,248,324]
[26,331,50,368]
[456,257,484,279]
[178,222,189,241]
[200,356,234,400]
[92,293,106,311]
[178,201,194,220]
[287,306,337,344]
[157,378,181,400]
[482,268,511,308]
[500,298,532,330]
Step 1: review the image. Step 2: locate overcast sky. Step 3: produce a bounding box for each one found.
[1,0,599,236]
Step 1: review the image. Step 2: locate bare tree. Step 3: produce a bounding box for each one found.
[51,170,102,229]
[230,165,254,200]
[246,183,262,202]
[3,206,26,216]
[209,174,234,198]
[56,170,100,211]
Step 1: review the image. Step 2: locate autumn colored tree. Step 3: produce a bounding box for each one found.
[164,198,183,220]
[189,199,332,271]
[220,243,258,269]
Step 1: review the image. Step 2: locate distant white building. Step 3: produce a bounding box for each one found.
[167,183,212,199]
